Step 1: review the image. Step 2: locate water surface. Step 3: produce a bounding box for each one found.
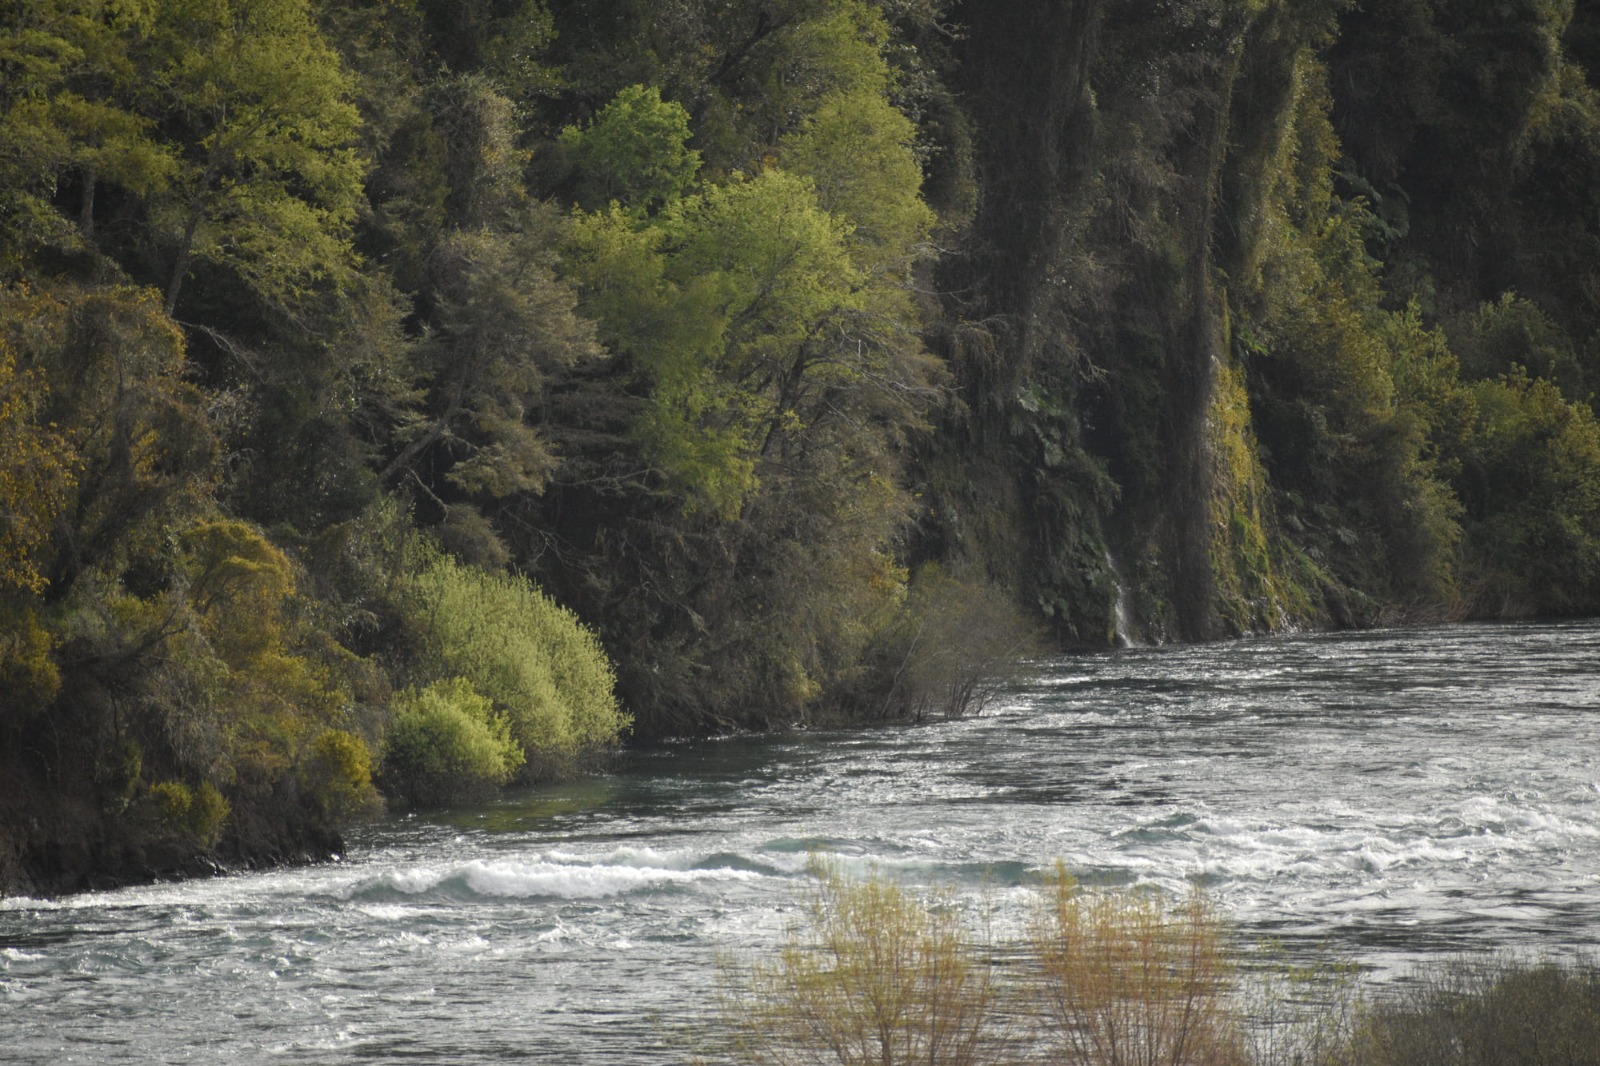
[4,619,1599,1062]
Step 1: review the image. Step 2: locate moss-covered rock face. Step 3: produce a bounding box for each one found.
[922,0,1600,643]
[1207,357,1321,635]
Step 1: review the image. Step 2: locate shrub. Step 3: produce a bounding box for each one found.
[0,339,74,597]
[718,860,1001,1065]
[1457,370,1600,614]
[861,565,1039,722]
[381,677,524,807]
[0,600,61,722]
[711,872,1600,1066]
[1031,868,1246,1066]
[395,550,627,776]
[1235,942,1363,1066]
[147,780,194,830]
[1353,956,1600,1066]
[187,782,230,848]
[299,728,382,821]
[145,779,229,848]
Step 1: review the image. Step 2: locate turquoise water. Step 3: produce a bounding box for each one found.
[4,620,1599,1061]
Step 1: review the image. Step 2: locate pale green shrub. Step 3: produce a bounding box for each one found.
[716,868,1600,1066]
[381,677,524,806]
[714,864,1256,1065]
[395,550,628,775]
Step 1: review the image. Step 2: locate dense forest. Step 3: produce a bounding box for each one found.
[3,0,1600,894]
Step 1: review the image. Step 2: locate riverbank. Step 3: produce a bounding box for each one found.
[5,615,1595,905]
[0,752,341,898]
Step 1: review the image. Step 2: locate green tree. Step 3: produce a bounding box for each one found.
[362,69,608,565]
[558,83,700,215]
[414,73,525,229]
[1453,292,1588,403]
[0,336,74,718]
[147,0,366,315]
[0,281,216,595]
[381,214,602,508]
[415,0,558,103]
[0,0,175,263]
[775,1,934,278]
[668,166,862,486]
[541,1,947,734]
[567,165,865,518]
[0,338,74,595]
[565,203,750,514]
[780,87,933,276]
[1458,369,1600,613]
[142,518,366,791]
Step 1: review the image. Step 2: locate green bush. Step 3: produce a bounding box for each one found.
[1457,370,1600,614]
[147,780,193,830]
[0,600,61,722]
[1454,293,1586,401]
[381,677,525,807]
[187,782,230,849]
[299,728,382,821]
[145,779,229,848]
[395,550,628,776]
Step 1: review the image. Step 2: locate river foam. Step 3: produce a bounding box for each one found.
[350,855,767,902]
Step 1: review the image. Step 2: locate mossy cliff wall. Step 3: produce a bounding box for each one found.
[923,0,1600,640]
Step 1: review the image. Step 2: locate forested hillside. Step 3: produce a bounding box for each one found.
[4,0,1599,893]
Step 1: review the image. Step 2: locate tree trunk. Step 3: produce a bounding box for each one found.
[78,164,96,240]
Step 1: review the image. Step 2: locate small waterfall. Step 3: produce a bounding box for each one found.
[1104,549,1138,648]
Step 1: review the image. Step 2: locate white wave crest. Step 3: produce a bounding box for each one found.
[363,857,763,900]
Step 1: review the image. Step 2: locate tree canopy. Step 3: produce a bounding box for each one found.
[6,0,1600,892]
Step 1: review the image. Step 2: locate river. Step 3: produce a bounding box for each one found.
[4,619,1599,1062]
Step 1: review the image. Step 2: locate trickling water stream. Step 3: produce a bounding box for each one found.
[1102,549,1138,647]
[4,619,1599,1062]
